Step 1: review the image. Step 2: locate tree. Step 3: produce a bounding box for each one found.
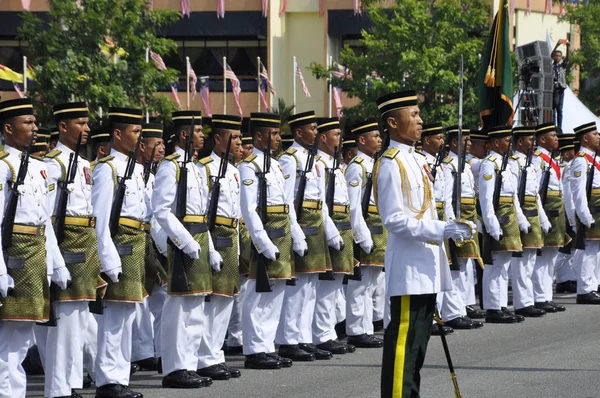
[19,0,181,125]
[563,0,600,115]
[310,0,491,127]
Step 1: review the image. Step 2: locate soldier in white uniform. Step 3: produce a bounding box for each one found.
[479,126,529,324]
[508,126,550,317]
[374,90,473,398]
[570,122,600,304]
[0,98,71,398]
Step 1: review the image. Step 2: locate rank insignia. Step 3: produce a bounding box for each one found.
[349,181,359,187]
[243,179,254,186]
[284,174,290,179]
[483,174,493,181]
[83,167,93,185]
[48,183,55,192]
[574,171,581,178]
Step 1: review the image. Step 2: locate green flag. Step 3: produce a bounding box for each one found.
[478,0,514,129]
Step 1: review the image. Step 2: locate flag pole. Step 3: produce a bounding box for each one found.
[328,55,333,118]
[23,56,27,94]
[257,56,261,112]
[293,56,297,115]
[145,45,150,123]
[223,56,227,114]
[186,56,190,110]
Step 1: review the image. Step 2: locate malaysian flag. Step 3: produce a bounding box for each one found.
[171,82,182,109]
[150,50,167,71]
[295,60,311,98]
[353,0,362,15]
[199,76,212,117]
[333,86,343,119]
[545,0,552,14]
[181,0,190,17]
[260,61,276,95]
[225,63,243,116]
[13,82,25,98]
[259,78,270,112]
[217,0,225,18]
[187,58,197,100]
[21,0,31,11]
[331,62,353,80]
[262,0,268,17]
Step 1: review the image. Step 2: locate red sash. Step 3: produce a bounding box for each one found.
[539,153,561,180]
[583,153,600,172]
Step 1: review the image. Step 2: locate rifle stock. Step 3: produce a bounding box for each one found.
[574,148,599,250]
[54,133,82,245]
[207,134,233,232]
[143,144,157,185]
[256,145,273,293]
[320,141,341,282]
[517,148,532,206]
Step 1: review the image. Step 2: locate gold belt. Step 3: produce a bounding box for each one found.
[266,205,289,214]
[13,224,46,236]
[524,195,537,203]
[302,200,323,210]
[215,216,239,228]
[333,204,350,213]
[546,190,561,197]
[52,216,96,228]
[436,202,444,209]
[367,205,378,214]
[592,189,600,195]
[119,217,150,231]
[499,197,514,204]
[182,215,208,223]
[460,198,476,205]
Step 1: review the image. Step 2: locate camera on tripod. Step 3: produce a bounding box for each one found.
[519,58,540,84]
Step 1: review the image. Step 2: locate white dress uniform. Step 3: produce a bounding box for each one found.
[92,148,146,387]
[570,147,600,294]
[239,148,302,355]
[479,150,528,310]
[196,151,241,369]
[0,145,66,398]
[555,159,578,284]
[276,142,339,346]
[508,151,551,310]
[152,146,215,375]
[344,150,384,336]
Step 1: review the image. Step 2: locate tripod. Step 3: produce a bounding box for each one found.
[514,72,539,127]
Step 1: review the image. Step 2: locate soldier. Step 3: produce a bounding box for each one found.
[0,98,71,398]
[480,126,529,324]
[276,110,344,361]
[30,127,49,157]
[340,134,357,172]
[344,118,385,348]
[570,122,600,304]
[374,90,473,398]
[508,126,550,317]
[532,123,567,312]
[196,114,243,380]
[239,112,303,369]
[49,125,59,151]
[90,125,111,161]
[152,110,222,388]
[281,130,294,151]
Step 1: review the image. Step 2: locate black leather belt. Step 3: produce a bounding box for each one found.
[545,210,560,217]
[184,222,209,234]
[522,209,538,218]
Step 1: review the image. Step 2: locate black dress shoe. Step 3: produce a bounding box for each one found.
[162,370,204,389]
[133,357,159,371]
[555,281,577,293]
[298,343,333,359]
[445,317,483,329]
[373,319,384,331]
[316,339,348,354]
[244,353,282,369]
[70,389,83,398]
[334,320,347,339]
[95,384,144,398]
[130,363,140,376]
[466,305,487,319]
[343,343,356,353]
[157,357,162,374]
[266,353,292,368]
[534,301,557,313]
[548,301,566,312]
[502,307,524,322]
[577,291,600,304]
[347,333,384,348]
[515,305,546,317]
[485,309,518,324]
[218,363,241,378]
[83,374,94,389]
[431,324,454,335]
[223,345,244,356]
[197,364,231,380]
[278,344,315,361]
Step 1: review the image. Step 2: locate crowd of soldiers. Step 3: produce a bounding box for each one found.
[0,90,598,398]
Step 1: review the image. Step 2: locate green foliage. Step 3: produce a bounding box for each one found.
[19,0,181,125]
[273,97,295,133]
[310,0,491,127]
[563,0,600,115]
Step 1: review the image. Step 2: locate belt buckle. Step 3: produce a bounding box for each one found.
[232,219,238,228]
[317,201,323,210]
[139,222,145,231]
[90,217,96,228]
[39,224,46,236]
[283,204,289,213]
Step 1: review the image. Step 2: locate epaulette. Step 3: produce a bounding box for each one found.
[90,160,98,169]
[284,148,297,156]
[487,155,497,162]
[534,150,542,156]
[44,149,62,159]
[578,152,586,157]
[443,156,453,164]
[163,153,180,162]
[31,155,44,161]
[511,155,519,160]
[315,154,321,161]
[97,155,114,163]
[243,154,257,163]
[415,150,426,158]
[198,156,213,166]
[353,156,364,164]
[382,147,400,159]
[0,151,8,161]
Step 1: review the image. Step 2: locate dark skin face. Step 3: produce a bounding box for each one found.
[139,137,165,165]
[449,135,471,156]
[96,142,111,159]
[469,139,488,159]
[537,131,559,152]
[319,128,342,156]
[2,115,38,152]
[177,125,204,151]
[492,136,511,155]
[514,135,534,154]
[581,130,600,151]
[552,51,563,63]
[295,122,318,149]
[422,133,445,157]
[358,130,382,158]
[254,128,282,153]
[112,124,142,155]
[386,106,423,146]
[238,143,254,162]
[561,148,575,162]
[214,128,242,160]
[342,147,357,165]
[59,117,90,151]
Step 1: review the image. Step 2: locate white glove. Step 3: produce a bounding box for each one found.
[541,220,552,234]
[51,266,72,290]
[210,250,223,272]
[183,240,201,260]
[260,242,280,262]
[489,229,503,242]
[443,220,474,242]
[293,238,308,257]
[519,219,531,234]
[359,237,374,254]
[66,182,76,192]
[584,219,595,229]
[0,273,14,297]
[328,235,344,251]
[104,267,122,283]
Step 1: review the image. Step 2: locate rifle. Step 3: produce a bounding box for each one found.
[54,133,83,245]
[108,131,143,237]
[1,133,35,249]
[517,148,533,206]
[482,142,512,265]
[430,146,444,181]
[574,148,599,250]
[256,144,274,293]
[169,117,196,293]
[207,134,233,232]
[538,149,557,207]
[143,144,157,185]
[294,140,318,219]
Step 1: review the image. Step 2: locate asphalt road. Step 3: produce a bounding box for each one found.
[26,292,600,398]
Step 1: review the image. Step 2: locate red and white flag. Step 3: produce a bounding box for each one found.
[21,0,31,11]
[353,0,362,15]
[225,63,243,116]
[217,0,225,18]
[260,61,276,95]
[295,60,311,98]
[279,0,288,16]
[199,77,212,117]
[187,58,197,100]
[171,83,182,109]
[262,0,268,17]
[545,0,553,14]
[13,83,25,99]
[150,50,167,71]
[181,0,191,17]
[259,79,270,112]
[333,86,343,119]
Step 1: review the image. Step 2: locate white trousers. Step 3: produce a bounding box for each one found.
[533,247,559,302]
[312,275,344,344]
[345,267,382,336]
[131,284,167,362]
[44,301,89,397]
[461,259,477,306]
[95,301,136,387]
[227,275,248,348]
[160,295,205,375]
[33,323,48,370]
[0,321,34,398]
[197,295,234,368]
[575,242,600,294]
[441,269,467,322]
[243,279,285,355]
[275,273,318,345]
[335,283,347,324]
[510,249,536,309]
[483,252,513,310]
[372,269,385,322]
[555,251,577,283]
[83,312,99,381]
